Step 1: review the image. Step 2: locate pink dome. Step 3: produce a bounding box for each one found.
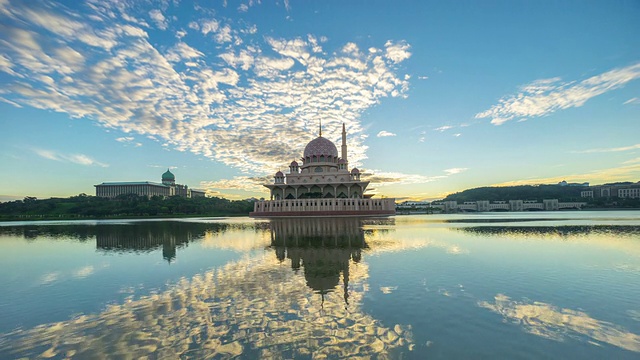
[351,168,360,174]
[290,160,298,166]
[337,159,346,164]
[275,171,284,177]
[303,137,338,158]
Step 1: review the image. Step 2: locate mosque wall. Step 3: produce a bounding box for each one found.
[251,198,396,216]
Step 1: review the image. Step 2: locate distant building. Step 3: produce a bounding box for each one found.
[95,169,206,199]
[580,182,640,199]
[396,201,431,209]
[558,180,589,187]
[429,199,586,212]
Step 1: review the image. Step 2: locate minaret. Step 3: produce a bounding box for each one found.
[341,123,348,162]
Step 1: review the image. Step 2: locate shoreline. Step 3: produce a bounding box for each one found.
[0,213,250,223]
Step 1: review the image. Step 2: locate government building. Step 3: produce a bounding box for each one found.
[95,169,206,199]
[250,124,396,217]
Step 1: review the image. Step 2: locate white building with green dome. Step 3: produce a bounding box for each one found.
[251,124,395,217]
[94,169,206,199]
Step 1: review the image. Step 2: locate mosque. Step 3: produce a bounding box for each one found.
[250,123,396,217]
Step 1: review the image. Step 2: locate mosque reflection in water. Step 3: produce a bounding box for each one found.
[0,218,412,359]
[270,218,368,306]
[94,222,199,262]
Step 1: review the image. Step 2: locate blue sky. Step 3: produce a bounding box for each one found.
[0,0,639,201]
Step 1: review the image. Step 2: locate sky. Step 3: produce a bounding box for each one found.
[0,0,639,202]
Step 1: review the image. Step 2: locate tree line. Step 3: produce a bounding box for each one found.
[442,184,640,208]
[0,194,255,220]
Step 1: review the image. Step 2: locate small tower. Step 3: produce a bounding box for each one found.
[350,168,360,181]
[289,160,299,174]
[162,169,175,186]
[341,123,348,165]
[274,170,285,184]
[338,158,347,171]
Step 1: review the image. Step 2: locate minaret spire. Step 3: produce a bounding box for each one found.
[341,123,348,162]
[319,119,322,137]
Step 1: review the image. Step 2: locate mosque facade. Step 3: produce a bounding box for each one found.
[251,124,396,217]
[94,169,206,199]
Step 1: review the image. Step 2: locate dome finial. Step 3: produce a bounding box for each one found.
[319,119,322,137]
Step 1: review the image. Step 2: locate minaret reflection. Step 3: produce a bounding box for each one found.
[270,218,367,307]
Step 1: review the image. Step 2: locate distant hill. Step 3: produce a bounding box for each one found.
[442,185,586,202]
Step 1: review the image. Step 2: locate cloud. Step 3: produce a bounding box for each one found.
[444,168,467,175]
[492,163,640,187]
[573,143,640,154]
[623,97,640,105]
[0,1,411,181]
[166,42,203,62]
[384,40,411,64]
[33,148,109,167]
[434,125,452,132]
[148,9,167,30]
[201,176,270,193]
[365,168,467,187]
[476,63,640,125]
[377,131,396,137]
[116,136,142,147]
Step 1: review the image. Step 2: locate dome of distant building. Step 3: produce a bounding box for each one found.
[290,160,298,166]
[303,137,338,158]
[162,169,175,181]
[351,168,360,174]
[275,171,284,177]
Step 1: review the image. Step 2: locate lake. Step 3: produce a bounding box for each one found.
[0,211,639,359]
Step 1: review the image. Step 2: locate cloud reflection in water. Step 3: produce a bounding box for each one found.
[0,218,415,358]
[479,294,640,352]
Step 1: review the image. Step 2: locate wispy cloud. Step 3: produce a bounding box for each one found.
[444,168,467,175]
[492,163,640,187]
[201,176,271,194]
[33,148,109,167]
[476,63,640,125]
[365,167,468,187]
[115,136,142,147]
[377,131,396,137]
[434,125,453,132]
[0,1,411,177]
[573,143,640,154]
[623,97,640,105]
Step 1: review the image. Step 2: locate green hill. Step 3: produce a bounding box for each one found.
[442,185,586,202]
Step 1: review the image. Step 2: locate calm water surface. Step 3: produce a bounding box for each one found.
[0,211,639,359]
